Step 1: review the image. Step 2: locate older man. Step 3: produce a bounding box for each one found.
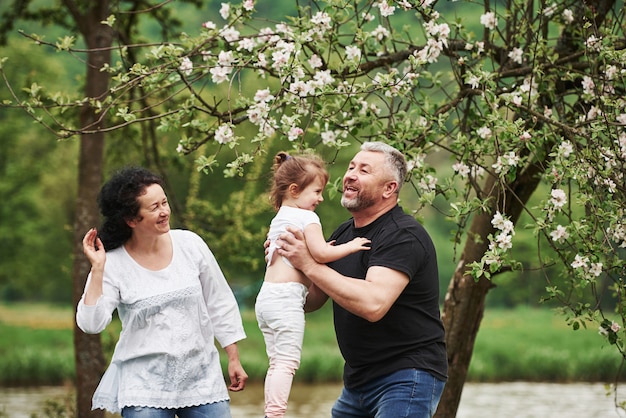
[277,141,447,418]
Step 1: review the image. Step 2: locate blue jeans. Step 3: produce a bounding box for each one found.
[331,368,445,418]
[121,401,231,418]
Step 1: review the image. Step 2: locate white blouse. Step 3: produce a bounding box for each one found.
[76,229,246,413]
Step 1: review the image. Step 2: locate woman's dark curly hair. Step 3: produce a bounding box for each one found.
[97,166,165,251]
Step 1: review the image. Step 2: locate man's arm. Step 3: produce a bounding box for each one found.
[304,283,329,312]
[278,226,408,322]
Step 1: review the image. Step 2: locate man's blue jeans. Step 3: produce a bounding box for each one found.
[331,368,445,418]
[121,401,231,418]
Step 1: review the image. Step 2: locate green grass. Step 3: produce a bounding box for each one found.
[0,302,623,387]
[470,307,623,382]
[0,303,75,386]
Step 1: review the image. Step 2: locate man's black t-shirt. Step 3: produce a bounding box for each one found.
[327,205,448,388]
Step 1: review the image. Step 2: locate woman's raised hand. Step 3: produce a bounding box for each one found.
[82,228,106,268]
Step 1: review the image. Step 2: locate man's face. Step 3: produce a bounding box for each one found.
[341,150,390,212]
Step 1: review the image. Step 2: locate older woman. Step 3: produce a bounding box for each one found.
[77,166,247,418]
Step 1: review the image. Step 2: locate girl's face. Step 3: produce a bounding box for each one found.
[289,176,326,211]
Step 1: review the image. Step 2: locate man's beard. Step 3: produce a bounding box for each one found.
[341,190,375,212]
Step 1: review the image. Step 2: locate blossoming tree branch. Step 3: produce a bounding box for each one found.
[1,0,625,416]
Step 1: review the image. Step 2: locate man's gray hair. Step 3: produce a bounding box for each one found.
[361,142,407,192]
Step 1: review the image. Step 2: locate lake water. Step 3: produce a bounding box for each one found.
[1,382,625,417]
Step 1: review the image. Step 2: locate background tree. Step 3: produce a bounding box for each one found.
[1,1,207,416]
[2,0,625,417]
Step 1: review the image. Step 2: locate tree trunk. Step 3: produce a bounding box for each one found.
[69,1,112,416]
[436,162,546,417]
[435,176,498,418]
[72,138,106,418]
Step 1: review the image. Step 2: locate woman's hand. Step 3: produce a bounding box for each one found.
[224,343,248,392]
[83,228,105,269]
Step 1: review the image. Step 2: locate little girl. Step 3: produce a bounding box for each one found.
[255,151,371,418]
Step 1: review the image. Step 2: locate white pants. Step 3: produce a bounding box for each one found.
[255,282,309,418]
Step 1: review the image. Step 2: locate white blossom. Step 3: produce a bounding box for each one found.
[495,232,513,250]
[287,126,303,141]
[219,3,230,20]
[589,262,603,277]
[311,11,332,29]
[217,50,235,67]
[562,9,574,23]
[587,105,601,120]
[371,25,390,41]
[243,0,255,11]
[418,174,438,192]
[605,65,618,80]
[477,126,492,139]
[452,162,470,178]
[611,321,621,333]
[238,38,255,52]
[210,66,231,83]
[508,47,523,64]
[492,158,505,174]
[581,76,595,96]
[480,12,498,30]
[503,151,520,167]
[467,74,481,89]
[321,128,337,145]
[378,1,395,17]
[558,140,574,158]
[215,123,235,144]
[491,211,514,234]
[247,102,269,125]
[308,54,323,69]
[254,88,274,103]
[543,4,557,17]
[179,57,193,76]
[586,35,602,52]
[550,225,569,243]
[346,45,362,61]
[362,12,375,22]
[571,254,589,269]
[544,106,553,118]
[550,188,567,209]
[220,26,240,42]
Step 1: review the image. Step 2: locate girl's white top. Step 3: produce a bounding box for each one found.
[266,205,320,268]
[76,229,246,413]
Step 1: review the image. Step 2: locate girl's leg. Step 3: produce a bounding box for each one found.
[264,357,301,417]
[255,283,308,418]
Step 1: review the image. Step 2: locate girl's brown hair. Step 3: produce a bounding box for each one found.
[269,151,329,211]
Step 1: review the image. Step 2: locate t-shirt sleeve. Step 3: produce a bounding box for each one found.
[369,228,428,280]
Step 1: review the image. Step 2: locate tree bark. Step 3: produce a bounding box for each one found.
[69,1,112,417]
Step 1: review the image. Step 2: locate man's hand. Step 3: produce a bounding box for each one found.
[276,225,317,272]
